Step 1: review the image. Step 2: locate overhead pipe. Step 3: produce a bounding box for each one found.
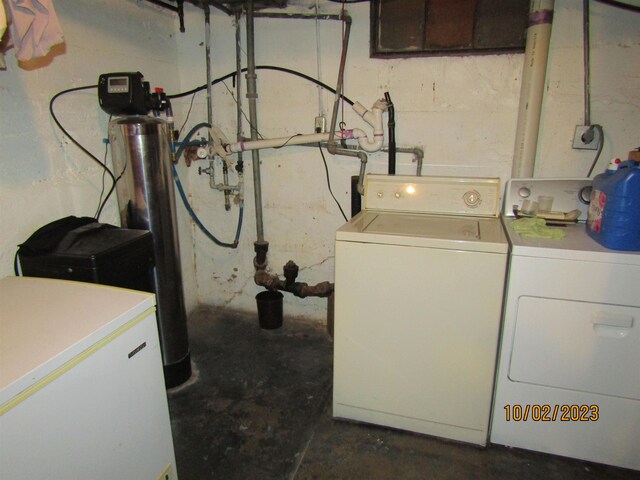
[254,12,346,21]
[511,0,555,178]
[144,0,185,32]
[209,1,234,16]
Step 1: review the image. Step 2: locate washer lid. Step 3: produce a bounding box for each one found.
[337,211,507,253]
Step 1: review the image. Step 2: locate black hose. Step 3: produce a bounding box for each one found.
[384,92,396,175]
[167,65,355,106]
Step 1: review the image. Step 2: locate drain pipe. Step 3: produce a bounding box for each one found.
[305,142,423,177]
[384,92,396,174]
[246,0,269,268]
[511,0,555,178]
[255,261,333,299]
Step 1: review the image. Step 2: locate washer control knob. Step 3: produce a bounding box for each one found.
[394,192,401,199]
[377,191,384,199]
[463,190,481,208]
[518,187,531,198]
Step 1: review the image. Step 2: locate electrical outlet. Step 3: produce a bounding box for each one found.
[572,125,600,150]
[156,464,173,480]
[314,116,326,133]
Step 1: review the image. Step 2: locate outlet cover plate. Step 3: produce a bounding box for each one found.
[573,125,600,150]
[314,116,326,133]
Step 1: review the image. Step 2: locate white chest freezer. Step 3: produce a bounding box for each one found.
[0,277,177,480]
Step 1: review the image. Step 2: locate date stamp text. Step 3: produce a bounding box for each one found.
[504,404,599,422]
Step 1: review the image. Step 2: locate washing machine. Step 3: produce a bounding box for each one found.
[333,174,508,446]
[490,178,640,471]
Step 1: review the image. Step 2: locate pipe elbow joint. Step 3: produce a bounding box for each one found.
[326,141,339,155]
[352,102,375,126]
[352,128,384,153]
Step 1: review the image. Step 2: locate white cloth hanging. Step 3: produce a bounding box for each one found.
[3,0,64,62]
[0,2,7,68]
[1,2,6,39]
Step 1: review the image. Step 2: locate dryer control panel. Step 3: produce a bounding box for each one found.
[503,178,592,220]
[364,174,501,217]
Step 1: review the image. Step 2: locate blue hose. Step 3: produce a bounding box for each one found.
[175,122,212,160]
[172,122,242,248]
[172,165,241,248]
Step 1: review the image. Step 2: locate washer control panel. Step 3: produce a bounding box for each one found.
[364,174,501,217]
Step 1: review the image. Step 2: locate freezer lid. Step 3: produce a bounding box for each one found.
[0,277,155,401]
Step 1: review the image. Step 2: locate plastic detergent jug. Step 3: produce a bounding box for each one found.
[587,159,640,251]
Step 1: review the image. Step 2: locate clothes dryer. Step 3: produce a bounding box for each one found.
[491,178,640,471]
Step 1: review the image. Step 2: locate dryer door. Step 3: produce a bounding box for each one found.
[508,296,640,400]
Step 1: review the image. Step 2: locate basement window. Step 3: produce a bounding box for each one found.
[371,0,529,58]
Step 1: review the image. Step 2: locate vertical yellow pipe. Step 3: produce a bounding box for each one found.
[512,0,555,178]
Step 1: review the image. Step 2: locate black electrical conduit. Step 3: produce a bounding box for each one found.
[49,85,117,220]
[167,65,355,106]
[594,0,640,13]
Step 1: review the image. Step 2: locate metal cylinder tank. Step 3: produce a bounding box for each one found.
[109,116,191,388]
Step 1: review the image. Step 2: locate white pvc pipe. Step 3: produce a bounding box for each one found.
[224,100,387,155]
[227,132,332,152]
[351,100,386,152]
[511,0,555,178]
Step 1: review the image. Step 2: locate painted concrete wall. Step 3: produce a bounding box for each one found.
[536,1,640,177]
[0,0,198,312]
[1,0,638,323]
[174,0,639,322]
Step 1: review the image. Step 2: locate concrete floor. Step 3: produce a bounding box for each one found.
[167,308,638,480]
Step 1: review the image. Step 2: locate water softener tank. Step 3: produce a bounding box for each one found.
[587,159,640,251]
[109,116,191,387]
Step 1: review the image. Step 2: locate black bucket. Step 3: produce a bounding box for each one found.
[256,290,284,329]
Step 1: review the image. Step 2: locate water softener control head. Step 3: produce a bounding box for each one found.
[98,72,149,116]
